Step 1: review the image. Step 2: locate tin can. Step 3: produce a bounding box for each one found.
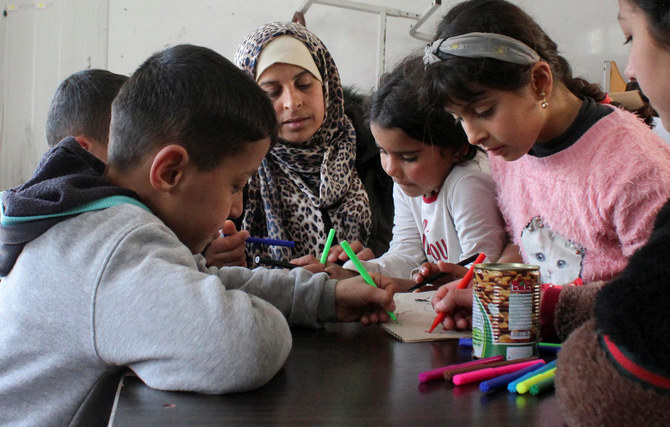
[471,263,540,360]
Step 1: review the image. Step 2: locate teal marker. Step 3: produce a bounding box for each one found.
[320,228,336,264]
[340,240,397,322]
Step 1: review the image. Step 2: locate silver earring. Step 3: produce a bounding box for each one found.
[540,92,549,109]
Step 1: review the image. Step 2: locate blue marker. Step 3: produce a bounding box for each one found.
[480,363,546,393]
[222,233,295,247]
[459,338,473,347]
[245,236,295,247]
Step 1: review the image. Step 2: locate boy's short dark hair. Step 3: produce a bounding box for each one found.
[108,44,278,171]
[46,69,128,147]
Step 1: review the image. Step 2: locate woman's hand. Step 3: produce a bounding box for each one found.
[326,240,375,264]
[289,254,327,274]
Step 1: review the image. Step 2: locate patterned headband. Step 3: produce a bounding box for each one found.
[424,32,540,67]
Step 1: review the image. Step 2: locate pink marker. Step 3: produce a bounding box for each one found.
[418,355,504,383]
[452,360,545,386]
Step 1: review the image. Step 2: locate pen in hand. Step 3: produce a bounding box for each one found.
[340,240,397,322]
[254,256,332,275]
[221,233,295,247]
[428,252,487,333]
[408,253,481,292]
[254,256,298,269]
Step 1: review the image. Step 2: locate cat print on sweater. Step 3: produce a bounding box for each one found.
[521,216,584,285]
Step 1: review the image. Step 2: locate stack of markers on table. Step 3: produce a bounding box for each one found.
[418,341,561,396]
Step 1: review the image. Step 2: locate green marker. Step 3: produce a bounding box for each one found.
[320,228,336,264]
[340,240,397,322]
[529,375,556,395]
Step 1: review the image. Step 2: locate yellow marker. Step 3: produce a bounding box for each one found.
[516,367,557,394]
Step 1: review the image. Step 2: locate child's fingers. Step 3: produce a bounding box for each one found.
[440,308,471,331]
[415,262,440,283]
[432,283,450,304]
[334,275,397,322]
[441,315,456,330]
[368,272,399,294]
[356,247,375,261]
[359,274,397,314]
[213,228,249,250]
[221,220,239,235]
[437,260,468,274]
[454,313,471,330]
[435,288,473,315]
[204,237,247,268]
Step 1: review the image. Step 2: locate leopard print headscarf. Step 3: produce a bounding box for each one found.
[235,22,371,264]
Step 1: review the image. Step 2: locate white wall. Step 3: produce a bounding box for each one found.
[0,0,630,191]
[0,0,109,190]
[107,0,428,92]
[106,0,629,92]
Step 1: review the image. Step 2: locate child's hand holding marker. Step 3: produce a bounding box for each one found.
[334,273,398,324]
[429,253,487,331]
[204,220,249,268]
[340,240,398,324]
[430,280,474,331]
[413,260,469,288]
[409,254,481,292]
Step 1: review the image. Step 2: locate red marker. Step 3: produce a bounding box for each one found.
[428,252,487,333]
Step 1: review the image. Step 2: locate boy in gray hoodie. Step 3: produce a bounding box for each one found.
[0,44,397,426]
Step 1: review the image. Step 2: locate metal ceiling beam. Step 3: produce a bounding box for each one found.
[296,0,441,84]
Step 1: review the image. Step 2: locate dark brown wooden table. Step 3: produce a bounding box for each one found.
[109,323,564,426]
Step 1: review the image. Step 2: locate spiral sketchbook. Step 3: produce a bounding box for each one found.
[381,291,471,342]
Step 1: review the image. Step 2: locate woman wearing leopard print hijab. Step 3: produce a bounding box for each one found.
[234,21,372,265]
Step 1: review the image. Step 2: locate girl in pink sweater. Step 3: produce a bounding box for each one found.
[420,0,670,331]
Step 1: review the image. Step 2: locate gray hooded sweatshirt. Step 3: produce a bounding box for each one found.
[0,139,336,426]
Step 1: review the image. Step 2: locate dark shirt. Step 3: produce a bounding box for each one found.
[529,97,612,157]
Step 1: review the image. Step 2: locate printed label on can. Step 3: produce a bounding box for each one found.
[471,264,540,360]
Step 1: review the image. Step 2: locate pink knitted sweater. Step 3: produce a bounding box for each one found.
[491,107,670,283]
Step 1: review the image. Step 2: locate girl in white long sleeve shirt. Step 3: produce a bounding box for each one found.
[343,58,507,287]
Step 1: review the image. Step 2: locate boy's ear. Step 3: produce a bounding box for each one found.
[148,145,189,192]
[74,135,107,163]
[531,61,554,98]
[74,135,97,152]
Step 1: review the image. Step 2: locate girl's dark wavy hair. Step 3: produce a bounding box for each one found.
[422,0,607,109]
[370,55,476,162]
[628,0,670,48]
